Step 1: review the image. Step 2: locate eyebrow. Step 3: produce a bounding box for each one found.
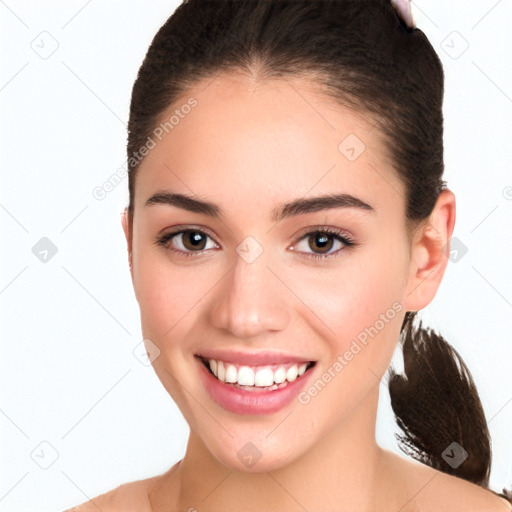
[145,191,375,222]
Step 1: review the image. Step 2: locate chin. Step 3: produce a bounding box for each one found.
[207,437,303,474]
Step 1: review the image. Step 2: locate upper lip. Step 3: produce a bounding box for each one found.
[195,350,315,366]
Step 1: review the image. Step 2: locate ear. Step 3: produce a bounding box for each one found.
[121,207,133,276]
[402,188,456,312]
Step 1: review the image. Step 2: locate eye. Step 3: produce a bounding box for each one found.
[156,228,219,257]
[155,225,356,260]
[290,227,356,260]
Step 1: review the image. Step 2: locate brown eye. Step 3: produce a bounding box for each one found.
[290,227,355,260]
[308,232,334,254]
[156,228,219,256]
[181,230,208,251]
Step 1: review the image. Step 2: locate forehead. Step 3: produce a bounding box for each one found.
[135,73,405,219]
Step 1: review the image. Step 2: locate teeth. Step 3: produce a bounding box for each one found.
[238,366,255,386]
[206,358,311,388]
[254,368,274,387]
[225,364,237,383]
[217,361,225,382]
[273,367,286,384]
[286,365,298,382]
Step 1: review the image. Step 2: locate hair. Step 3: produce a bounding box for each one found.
[126,0,510,498]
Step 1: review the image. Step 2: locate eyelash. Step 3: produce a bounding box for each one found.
[155,225,356,261]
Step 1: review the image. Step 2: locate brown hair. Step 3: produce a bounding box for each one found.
[126,0,510,497]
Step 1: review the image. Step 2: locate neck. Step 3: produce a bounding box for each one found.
[152,386,385,511]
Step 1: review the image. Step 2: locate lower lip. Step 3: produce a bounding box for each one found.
[197,358,315,415]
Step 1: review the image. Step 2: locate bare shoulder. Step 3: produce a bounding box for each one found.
[381,449,512,512]
[61,473,162,512]
[425,470,512,511]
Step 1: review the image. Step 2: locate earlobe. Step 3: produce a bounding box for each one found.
[402,189,456,312]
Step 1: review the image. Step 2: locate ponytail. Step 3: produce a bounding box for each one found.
[388,311,492,486]
[389,312,512,500]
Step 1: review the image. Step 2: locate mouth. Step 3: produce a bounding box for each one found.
[197,356,316,391]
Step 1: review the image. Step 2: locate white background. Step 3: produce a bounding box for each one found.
[1,1,511,510]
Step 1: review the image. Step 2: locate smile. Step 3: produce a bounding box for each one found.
[196,354,317,415]
[200,357,315,390]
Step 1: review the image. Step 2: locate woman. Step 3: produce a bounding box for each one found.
[66,0,512,510]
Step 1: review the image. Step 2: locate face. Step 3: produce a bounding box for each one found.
[123,73,420,472]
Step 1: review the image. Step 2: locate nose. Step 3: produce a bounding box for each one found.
[209,245,291,340]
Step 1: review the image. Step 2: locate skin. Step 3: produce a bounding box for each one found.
[66,74,511,512]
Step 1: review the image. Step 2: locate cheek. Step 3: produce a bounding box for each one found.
[132,247,215,339]
[286,256,406,428]
[285,251,405,356]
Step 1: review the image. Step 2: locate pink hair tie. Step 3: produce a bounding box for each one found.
[391,0,416,29]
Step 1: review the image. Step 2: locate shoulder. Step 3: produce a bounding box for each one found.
[380,449,512,512]
[61,475,160,512]
[425,471,512,511]
[430,472,512,511]
[61,461,181,512]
